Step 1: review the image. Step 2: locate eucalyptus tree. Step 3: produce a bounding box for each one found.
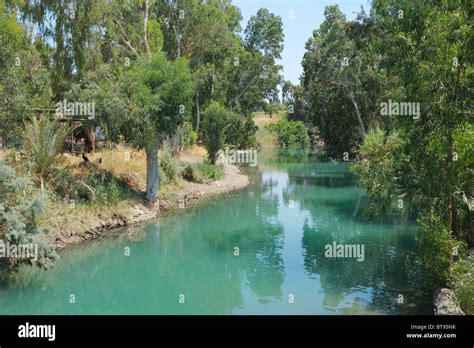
[302,5,388,157]
[224,8,284,115]
[0,0,52,147]
[373,0,472,239]
[351,0,473,285]
[282,81,306,121]
[155,0,242,135]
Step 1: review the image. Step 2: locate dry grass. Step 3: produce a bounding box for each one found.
[57,144,211,196]
[253,111,282,129]
[179,145,208,163]
[3,143,249,245]
[253,112,280,150]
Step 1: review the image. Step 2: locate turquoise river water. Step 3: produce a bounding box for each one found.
[0,153,431,314]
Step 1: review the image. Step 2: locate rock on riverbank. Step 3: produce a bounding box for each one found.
[433,288,465,315]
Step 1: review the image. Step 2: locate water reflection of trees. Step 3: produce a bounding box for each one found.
[285,162,431,314]
[156,173,285,313]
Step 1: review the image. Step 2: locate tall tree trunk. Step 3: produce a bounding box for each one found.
[447,126,456,237]
[84,126,95,153]
[195,91,201,134]
[143,0,151,58]
[349,94,366,139]
[171,134,180,156]
[145,143,159,203]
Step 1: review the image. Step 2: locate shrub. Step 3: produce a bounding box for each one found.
[182,162,224,183]
[201,102,234,164]
[80,172,129,205]
[189,130,197,146]
[0,161,57,270]
[159,145,181,183]
[266,120,310,150]
[448,251,474,314]
[415,211,455,288]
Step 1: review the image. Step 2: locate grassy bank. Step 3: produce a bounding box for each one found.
[0,144,247,250]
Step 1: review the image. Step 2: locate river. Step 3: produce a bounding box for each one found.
[0,152,432,314]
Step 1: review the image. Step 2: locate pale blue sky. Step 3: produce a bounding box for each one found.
[233,0,370,84]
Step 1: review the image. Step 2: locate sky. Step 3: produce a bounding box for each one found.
[233,0,370,84]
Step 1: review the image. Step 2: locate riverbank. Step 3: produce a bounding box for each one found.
[53,163,249,250]
[0,144,249,251]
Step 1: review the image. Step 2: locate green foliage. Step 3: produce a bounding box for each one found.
[176,123,197,149]
[346,0,472,289]
[415,212,454,288]
[301,5,387,157]
[282,81,306,121]
[189,130,197,146]
[201,102,234,164]
[225,115,258,149]
[263,103,284,118]
[220,7,284,115]
[350,128,408,201]
[448,252,474,314]
[0,161,57,270]
[182,162,224,184]
[0,0,52,146]
[159,145,181,184]
[267,120,310,150]
[80,172,130,206]
[118,53,195,148]
[21,116,72,181]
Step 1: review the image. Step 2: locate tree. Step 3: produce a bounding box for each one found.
[224,8,284,115]
[351,0,472,287]
[282,81,306,121]
[0,0,52,147]
[15,0,166,152]
[118,53,195,202]
[201,102,234,164]
[301,5,388,157]
[155,0,241,139]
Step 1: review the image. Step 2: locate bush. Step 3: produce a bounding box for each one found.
[159,145,181,183]
[80,172,129,205]
[448,251,474,314]
[201,102,235,164]
[266,120,310,150]
[0,161,57,270]
[415,211,455,288]
[189,130,197,146]
[226,115,257,149]
[182,162,224,183]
